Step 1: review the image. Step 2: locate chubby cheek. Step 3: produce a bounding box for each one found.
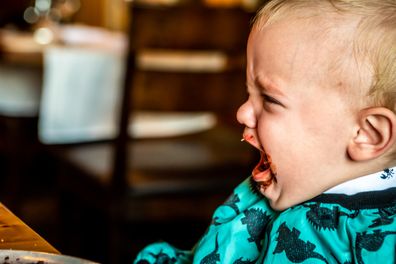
[256,117,291,171]
[255,117,318,198]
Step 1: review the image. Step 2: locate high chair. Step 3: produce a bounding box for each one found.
[43,2,257,263]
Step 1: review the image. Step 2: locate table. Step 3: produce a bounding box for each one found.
[0,29,43,66]
[0,202,59,254]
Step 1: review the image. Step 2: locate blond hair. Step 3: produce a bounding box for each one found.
[253,0,396,159]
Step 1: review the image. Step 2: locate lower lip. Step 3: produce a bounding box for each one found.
[252,166,271,181]
[253,169,273,185]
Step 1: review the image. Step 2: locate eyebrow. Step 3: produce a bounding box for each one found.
[254,76,285,97]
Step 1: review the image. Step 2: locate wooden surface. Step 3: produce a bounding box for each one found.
[0,203,59,254]
[0,29,43,66]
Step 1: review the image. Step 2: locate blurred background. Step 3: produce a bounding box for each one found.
[0,0,264,263]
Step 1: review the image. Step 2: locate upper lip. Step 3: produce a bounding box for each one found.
[243,131,263,152]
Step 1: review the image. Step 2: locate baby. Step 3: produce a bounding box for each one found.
[134,0,396,263]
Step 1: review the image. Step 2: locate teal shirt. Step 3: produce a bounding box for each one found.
[133,168,396,263]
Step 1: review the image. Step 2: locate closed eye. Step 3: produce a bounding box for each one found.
[261,93,283,106]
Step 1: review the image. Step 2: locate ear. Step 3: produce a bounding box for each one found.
[348,107,396,161]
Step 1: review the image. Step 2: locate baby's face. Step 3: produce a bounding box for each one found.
[237,18,358,210]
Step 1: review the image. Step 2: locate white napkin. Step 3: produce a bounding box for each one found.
[38,45,125,144]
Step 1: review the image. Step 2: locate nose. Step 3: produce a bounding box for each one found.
[236,100,256,128]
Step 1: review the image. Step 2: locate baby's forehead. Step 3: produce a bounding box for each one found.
[250,14,369,97]
[251,0,395,112]
[255,7,359,39]
[253,13,359,64]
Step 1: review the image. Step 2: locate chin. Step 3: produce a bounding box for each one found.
[257,182,292,211]
[267,189,315,211]
[263,183,302,211]
[268,199,292,212]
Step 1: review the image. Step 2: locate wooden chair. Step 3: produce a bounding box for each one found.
[50,2,257,263]
[0,52,44,214]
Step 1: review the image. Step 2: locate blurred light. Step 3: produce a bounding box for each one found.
[23,7,40,24]
[35,0,52,12]
[57,0,81,19]
[34,27,54,45]
[67,0,81,13]
[49,8,62,22]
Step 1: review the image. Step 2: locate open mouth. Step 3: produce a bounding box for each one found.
[243,134,277,193]
[252,151,276,190]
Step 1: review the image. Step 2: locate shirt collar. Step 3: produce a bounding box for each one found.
[325,167,396,195]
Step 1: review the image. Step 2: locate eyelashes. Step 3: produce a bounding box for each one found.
[261,93,282,106]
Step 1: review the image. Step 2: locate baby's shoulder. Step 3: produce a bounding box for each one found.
[265,200,396,263]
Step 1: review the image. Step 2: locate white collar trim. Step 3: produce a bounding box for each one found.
[325,167,396,195]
